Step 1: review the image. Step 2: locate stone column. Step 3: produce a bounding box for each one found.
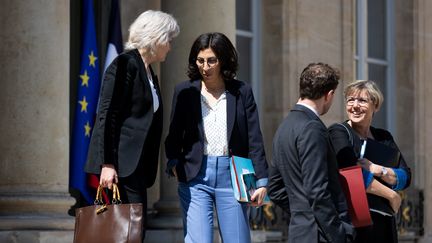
[261,0,285,158]
[147,0,235,242]
[282,0,350,125]
[0,0,74,242]
[414,1,432,242]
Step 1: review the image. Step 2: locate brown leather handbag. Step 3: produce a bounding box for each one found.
[73,184,143,243]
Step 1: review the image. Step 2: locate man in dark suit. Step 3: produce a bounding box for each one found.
[268,63,354,243]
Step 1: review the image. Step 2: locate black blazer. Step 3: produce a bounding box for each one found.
[328,121,411,214]
[164,79,268,182]
[269,104,353,243]
[328,121,411,183]
[85,49,163,188]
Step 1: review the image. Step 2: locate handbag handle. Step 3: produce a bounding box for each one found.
[95,183,121,202]
[95,183,122,215]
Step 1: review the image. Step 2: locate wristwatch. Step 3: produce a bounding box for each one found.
[381,167,388,177]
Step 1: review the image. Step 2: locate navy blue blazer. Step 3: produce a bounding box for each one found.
[269,104,354,243]
[165,79,268,183]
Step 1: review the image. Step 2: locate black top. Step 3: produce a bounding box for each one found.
[328,121,411,179]
[328,121,412,214]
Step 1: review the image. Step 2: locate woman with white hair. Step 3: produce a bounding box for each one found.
[85,10,179,242]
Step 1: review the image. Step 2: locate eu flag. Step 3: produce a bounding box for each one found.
[70,0,101,204]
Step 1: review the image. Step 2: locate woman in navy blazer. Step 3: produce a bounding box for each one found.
[165,32,268,243]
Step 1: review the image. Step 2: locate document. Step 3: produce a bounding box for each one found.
[339,165,372,227]
[230,156,270,204]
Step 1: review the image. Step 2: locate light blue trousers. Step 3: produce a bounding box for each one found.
[178,156,251,243]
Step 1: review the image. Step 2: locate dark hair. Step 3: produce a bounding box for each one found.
[299,63,340,99]
[187,32,238,80]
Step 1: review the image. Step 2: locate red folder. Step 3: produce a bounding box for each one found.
[339,165,372,228]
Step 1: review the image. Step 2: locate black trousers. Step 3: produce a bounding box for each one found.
[354,211,398,243]
[117,160,148,243]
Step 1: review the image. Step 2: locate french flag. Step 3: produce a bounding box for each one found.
[88,0,123,202]
[104,0,123,71]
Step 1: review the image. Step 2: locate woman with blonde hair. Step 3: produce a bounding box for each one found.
[329,80,411,243]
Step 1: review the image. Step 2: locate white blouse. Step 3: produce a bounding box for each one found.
[201,92,228,156]
[146,71,159,113]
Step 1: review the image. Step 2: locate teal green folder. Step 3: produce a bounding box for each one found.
[229,156,270,204]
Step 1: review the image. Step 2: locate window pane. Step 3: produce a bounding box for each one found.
[355,60,361,79]
[367,0,386,59]
[236,0,251,31]
[236,36,251,84]
[368,63,387,128]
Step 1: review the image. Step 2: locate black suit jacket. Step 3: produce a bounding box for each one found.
[269,104,353,243]
[164,79,268,182]
[85,49,162,188]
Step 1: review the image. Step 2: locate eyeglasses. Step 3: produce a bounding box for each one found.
[346,97,370,106]
[196,57,218,68]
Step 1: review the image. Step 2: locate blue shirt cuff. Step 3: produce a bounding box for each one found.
[392,168,408,191]
[362,169,374,188]
[256,178,268,188]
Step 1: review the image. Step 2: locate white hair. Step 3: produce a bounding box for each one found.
[124,10,180,56]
